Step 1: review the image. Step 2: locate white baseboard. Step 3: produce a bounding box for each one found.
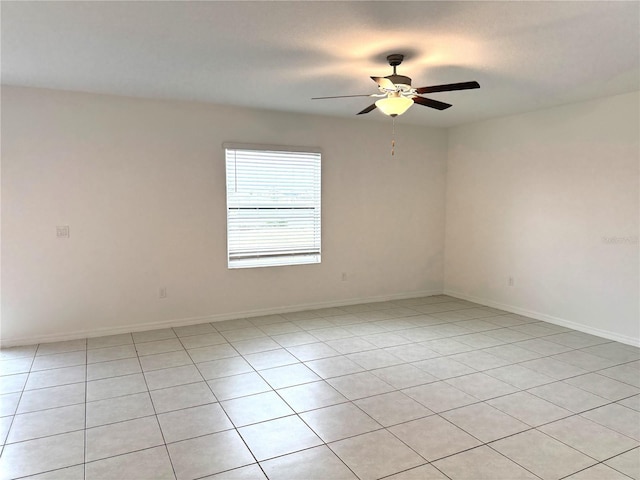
[444,289,640,348]
[7,288,637,348]
[1,289,443,347]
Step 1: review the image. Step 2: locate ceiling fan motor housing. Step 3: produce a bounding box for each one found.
[386,74,412,87]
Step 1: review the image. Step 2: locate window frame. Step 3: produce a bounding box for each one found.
[223,143,322,269]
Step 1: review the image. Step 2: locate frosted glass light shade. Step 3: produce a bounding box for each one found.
[375,96,413,116]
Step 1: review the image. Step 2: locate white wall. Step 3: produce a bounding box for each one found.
[445,92,640,345]
[4,86,638,347]
[1,86,448,345]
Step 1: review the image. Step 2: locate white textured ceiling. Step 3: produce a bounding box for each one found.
[2,1,639,127]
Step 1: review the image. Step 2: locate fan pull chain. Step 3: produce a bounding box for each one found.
[391,117,396,157]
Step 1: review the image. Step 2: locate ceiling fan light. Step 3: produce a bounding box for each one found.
[375,95,414,117]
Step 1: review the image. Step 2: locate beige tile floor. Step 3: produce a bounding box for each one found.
[0,295,639,480]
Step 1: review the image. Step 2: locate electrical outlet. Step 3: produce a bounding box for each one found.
[508,276,515,287]
[56,225,70,238]
[159,287,167,298]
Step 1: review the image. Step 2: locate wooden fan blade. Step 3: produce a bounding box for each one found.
[371,76,396,90]
[412,96,452,110]
[415,81,480,94]
[312,94,375,100]
[357,103,377,115]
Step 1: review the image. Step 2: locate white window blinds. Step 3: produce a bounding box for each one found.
[224,145,321,269]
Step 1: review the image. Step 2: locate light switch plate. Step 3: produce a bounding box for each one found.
[56,225,70,238]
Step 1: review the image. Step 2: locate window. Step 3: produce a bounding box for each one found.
[224,144,321,269]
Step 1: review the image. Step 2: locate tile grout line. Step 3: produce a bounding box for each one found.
[0,346,37,457]
[213,322,365,479]
[139,330,180,480]
[8,371,635,469]
[2,337,638,423]
[1,307,630,380]
[2,336,637,421]
[189,328,272,480]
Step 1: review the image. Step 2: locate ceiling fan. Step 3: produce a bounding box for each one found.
[312,54,480,117]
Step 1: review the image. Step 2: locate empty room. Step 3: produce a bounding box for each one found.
[1,1,639,479]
